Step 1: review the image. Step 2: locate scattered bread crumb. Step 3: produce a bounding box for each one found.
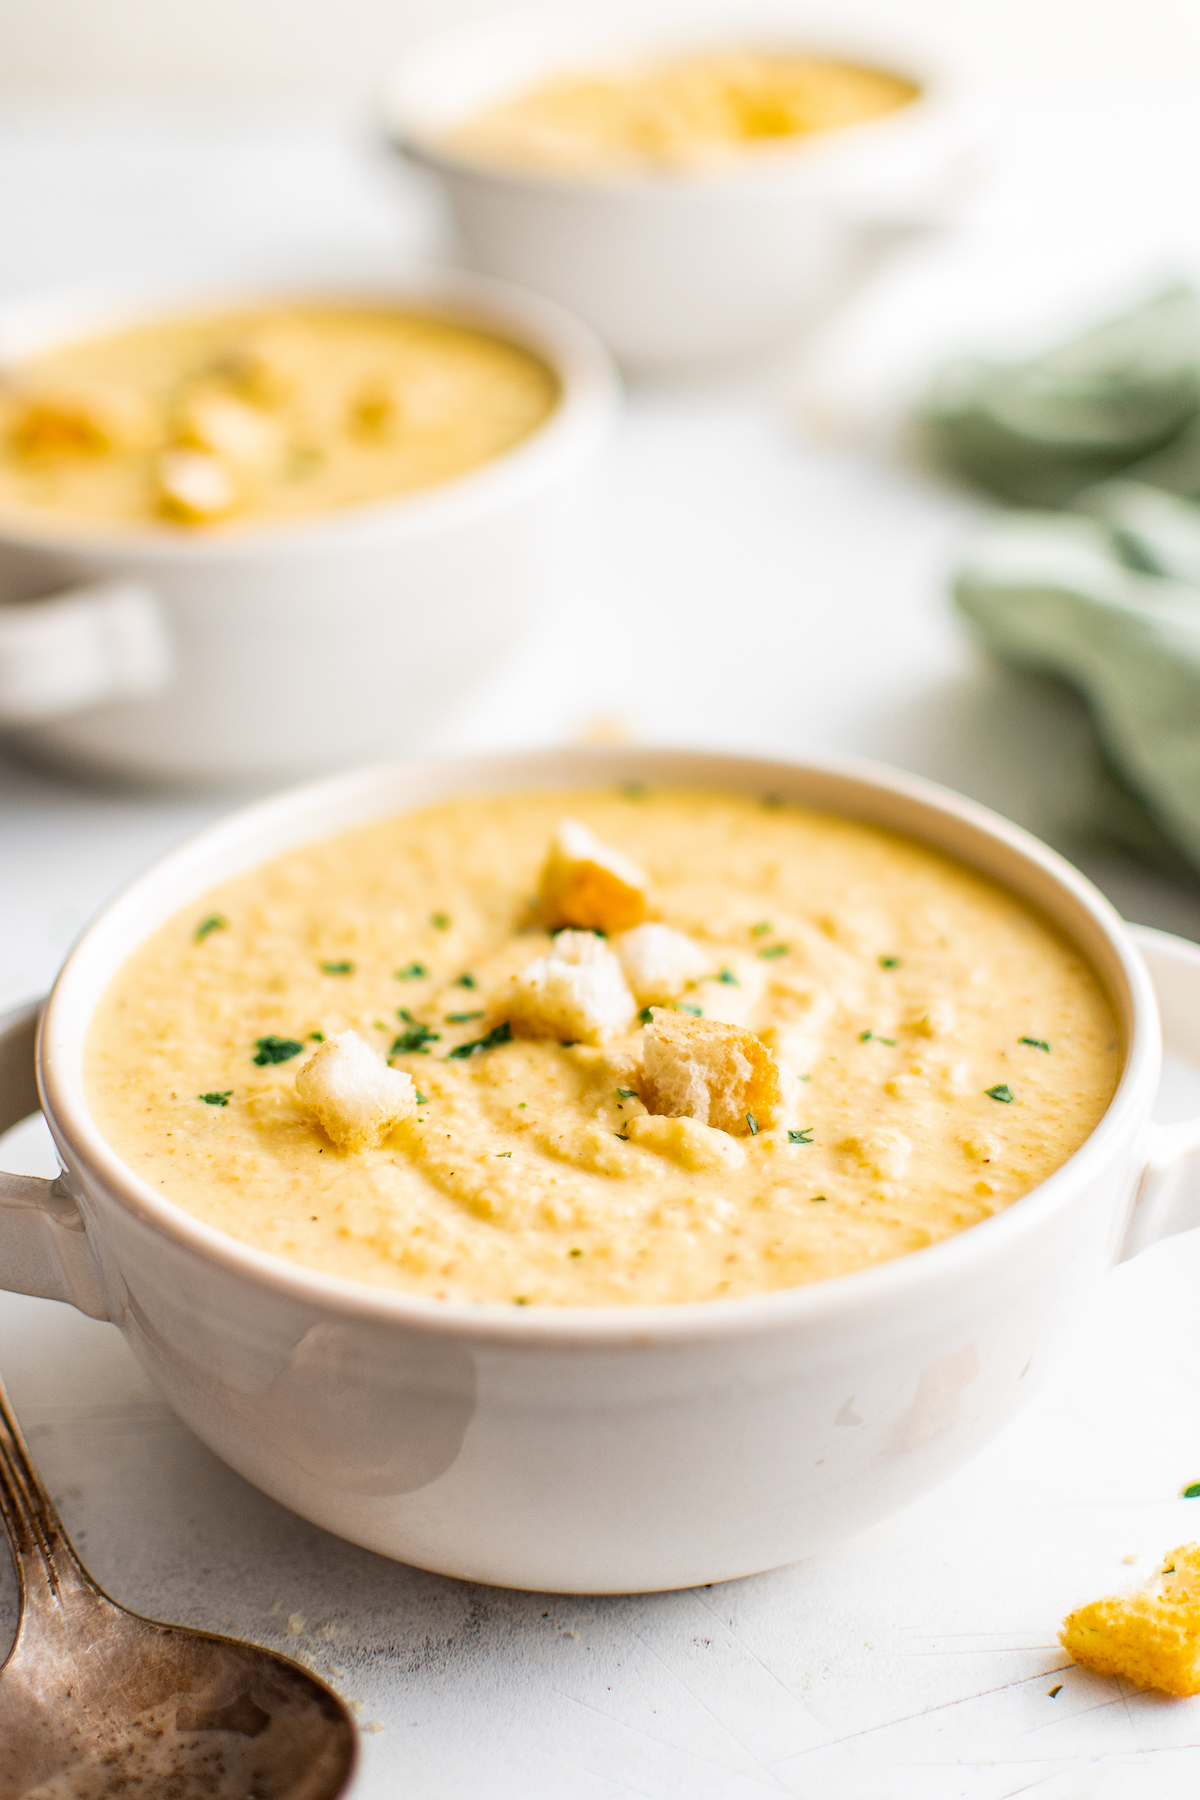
[642,1009,782,1135]
[295,1030,417,1149]
[1060,1543,1200,1695]
[540,818,648,933]
[613,922,707,1005]
[507,931,636,1045]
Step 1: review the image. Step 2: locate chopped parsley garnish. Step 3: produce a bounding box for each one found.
[309,1031,325,1042]
[415,1092,428,1105]
[810,1194,827,1203]
[391,1022,441,1055]
[1183,1482,1200,1499]
[496,1151,512,1158]
[859,1030,872,1042]
[1020,1036,1051,1052]
[1047,1686,1062,1699]
[986,1083,1014,1103]
[395,962,429,981]
[639,1006,654,1025]
[879,955,900,969]
[253,1036,304,1066]
[619,781,646,799]
[200,1090,232,1106]
[614,1130,630,1141]
[746,1112,759,1136]
[716,968,739,985]
[194,914,227,942]
[445,1011,484,1024]
[789,1129,814,1144]
[455,972,477,989]
[569,1248,583,1258]
[447,1021,512,1059]
[676,1003,703,1017]
[752,921,772,936]
[879,1036,896,1046]
[758,944,788,960]
[431,912,451,930]
[320,959,354,975]
[859,1030,896,1046]
[617,1087,638,1099]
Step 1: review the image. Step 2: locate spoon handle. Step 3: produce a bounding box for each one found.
[0,1370,93,1616]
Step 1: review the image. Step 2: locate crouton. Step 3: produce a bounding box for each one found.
[613,923,708,1005]
[177,389,280,472]
[507,931,636,1045]
[539,819,649,933]
[295,1029,417,1149]
[642,1009,782,1136]
[1060,1544,1200,1695]
[156,448,237,522]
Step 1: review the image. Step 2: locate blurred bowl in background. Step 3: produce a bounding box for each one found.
[382,0,979,373]
[0,265,618,789]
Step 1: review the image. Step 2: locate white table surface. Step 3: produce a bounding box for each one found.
[5,89,1200,1797]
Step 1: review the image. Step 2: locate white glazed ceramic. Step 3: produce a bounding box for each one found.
[2,747,1200,1596]
[383,2,979,371]
[0,270,618,788]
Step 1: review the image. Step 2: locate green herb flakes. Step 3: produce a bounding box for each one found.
[569,1248,583,1258]
[1020,1036,1051,1052]
[308,1031,325,1042]
[448,1021,512,1060]
[496,1151,512,1158]
[395,962,429,981]
[676,1003,703,1017]
[445,1011,484,1024]
[879,955,900,969]
[752,921,772,936]
[639,1006,654,1025]
[431,912,451,930]
[717,968,739,985]
[860,1030,873,1042]
[200,1090,232,1106]
[252,1036,304,1066]
[1183,1482,1200,1499]
[986,1083,1014,1103]
[810,1194,827,1203]
[617,1087,638,1099]
[746,1112,759,1136]
[391,1023,441,1055]
[758,943,788,960]
[789,1129,814,1144]
[415,1092,428,1105]
[455,972,477,989]
[194,914,227,942]
[320,959,354,975]
[614,1130,630,1141]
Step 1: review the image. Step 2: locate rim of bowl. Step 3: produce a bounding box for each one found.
[38,746,1159,1346]
[381,1,963,200]
[0,263,620,563]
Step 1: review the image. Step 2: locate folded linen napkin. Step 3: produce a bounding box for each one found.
[933,289,1200,877]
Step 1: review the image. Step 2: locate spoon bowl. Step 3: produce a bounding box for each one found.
[0,1374,357,1800]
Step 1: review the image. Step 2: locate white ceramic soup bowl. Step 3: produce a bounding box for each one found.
[0,269,618,788]
[3,747,1200,1596]
[382,1,979,371]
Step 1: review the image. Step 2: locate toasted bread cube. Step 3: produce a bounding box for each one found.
[1061,1544,1200,1695]
[507,936,636,1045]
[295,1029,417,1150]
[178,390,280,472]
[156,448,237,522]
[642,1008,782,1136]
[613,923,708,1005]
[539,819,648,933]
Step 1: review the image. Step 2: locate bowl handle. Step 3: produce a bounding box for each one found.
[0,580,171,724]
[1120,925,1200,1260]
[0,1001,108,1320]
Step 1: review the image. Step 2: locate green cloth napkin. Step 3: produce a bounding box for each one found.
[928,288,1200,877]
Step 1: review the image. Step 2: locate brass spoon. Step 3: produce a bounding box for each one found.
[0,1372,358,1799]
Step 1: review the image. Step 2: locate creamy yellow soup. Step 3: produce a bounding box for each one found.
[0,306,559,533]
[86,788,1119,1307]
[445,52,919,177]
